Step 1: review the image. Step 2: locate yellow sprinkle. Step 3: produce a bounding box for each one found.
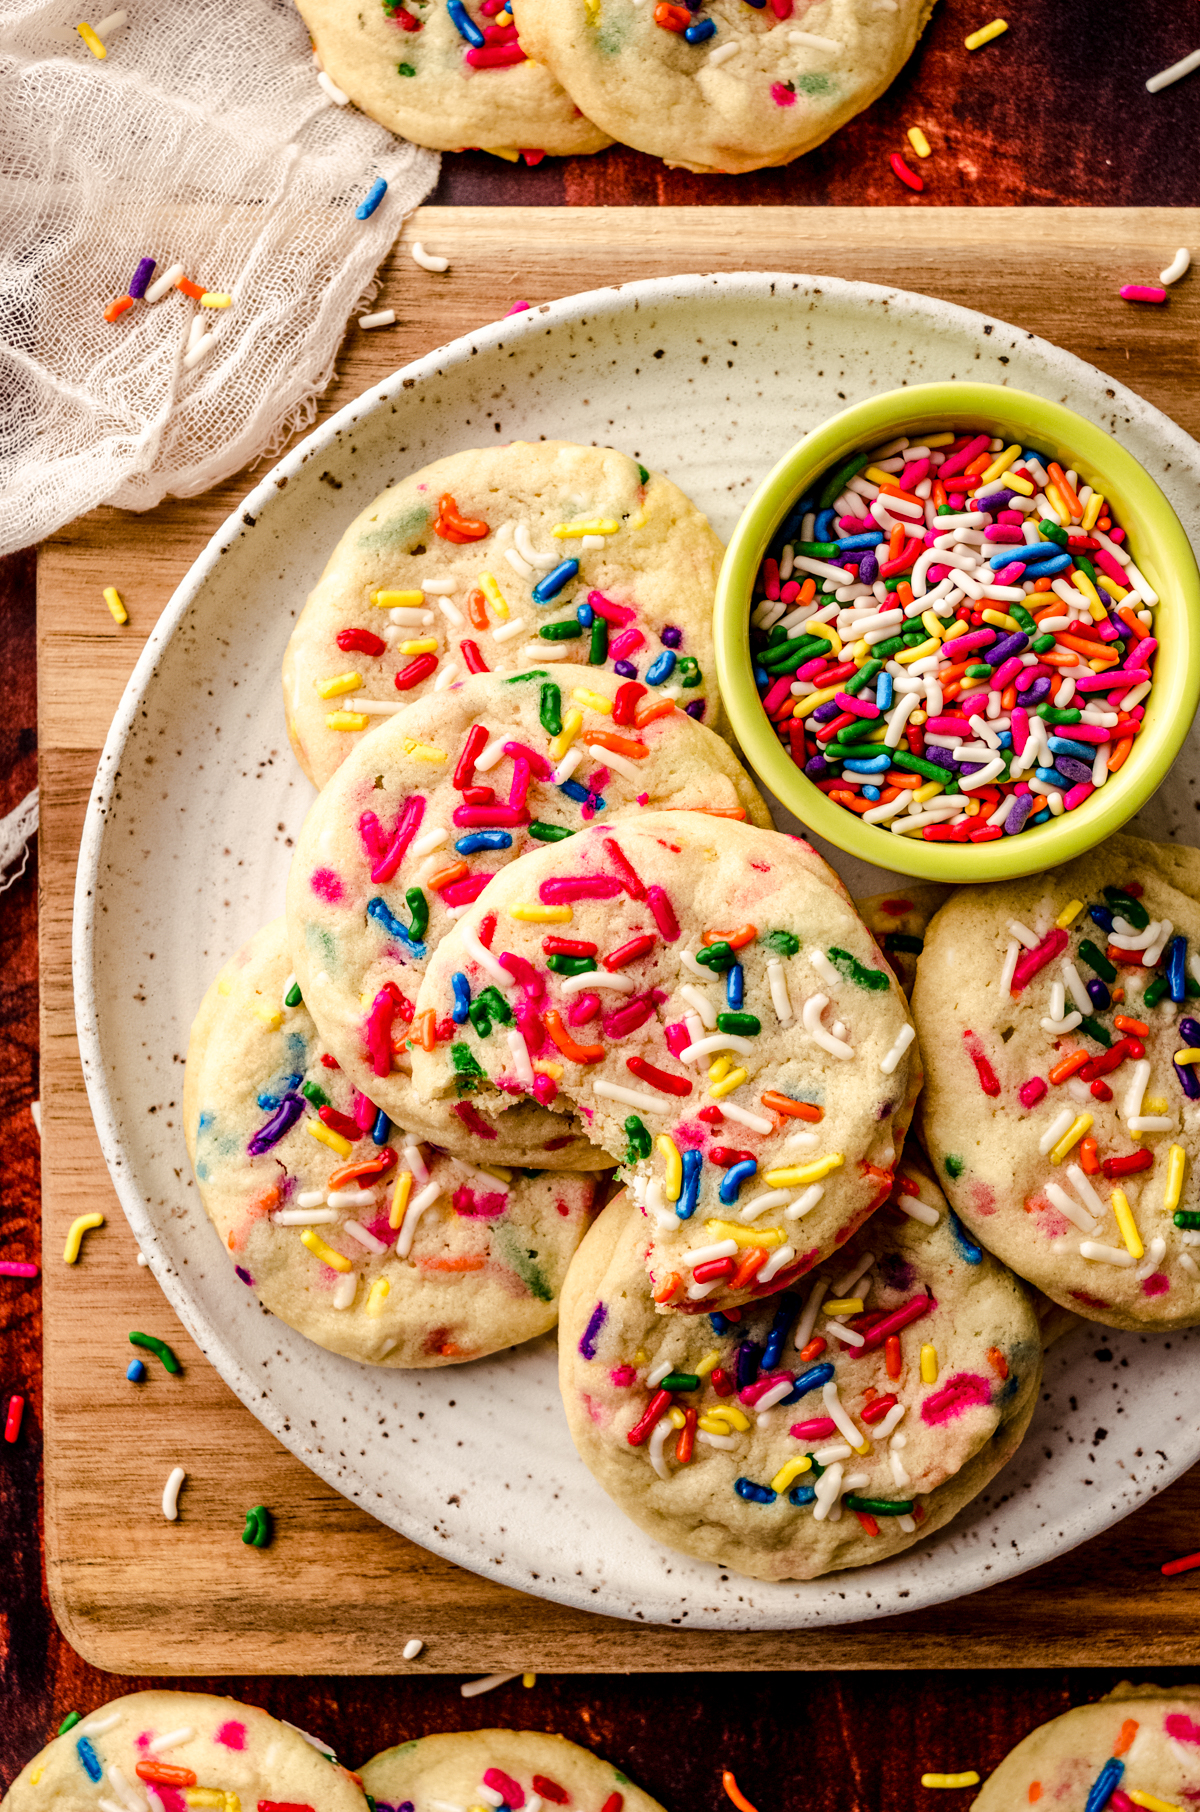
[1128,1793,1185,1812]
[920,609,947,641]
[571,686,614,715]
[709,1066,749,1099]
[549,708,584,760]
[1004,473,1035,497]
[924,433,957,448]
[964,16,1007,48]
[390,1171,413,1230]
[365,1277,391,1316]
[896,638,939,665]
[532,1059,563,1079]
[794,685,842,719]
[510,902,572,922]
[307,1119,353,1158]
[979,444,1022,484]
[657,1134,682,1201]
[709,1054,733,1083]
[1111,1188,1144,1259]
[1145,1098,1168,1115]
[709,1404,751,1432]
[217,977,231,996]
[478,572,510,620]
[479,1163,514,1182]
[552,519,620,537]
[698,1412,734,1435]
[823,1297,864,1316]
[704,1220,785,1249]
[920,1343,938,1384]
[909,710,928,727]
[28,1772,43,1787]
[981,608,1020,633]
[225,1794,242,1812]
[200,292,232,308]
[1049,1112,1092,1165]
[941,618,970,641]
[863,465,896,486]
[668,1405,687,1430]
[77,19,106,55]
[1056,899,1084,929]
[850,638,870,662]
[326,710,370,731]
[317,670,363,698]
[103,585,127,623]
[398,637,439,655]
[634,1348,648,1364]
[522,1673,536,1688]
[906,125,932,158]
[1171,1049,1200,1066]
[920,1776,980,1791]
[695,1349,721,1378]
[483,145,521,161]
[1164,1144,1186,1213]
[806,619,842,656]
[764,1154,845,1187]
[399,737,447,763]
[912,780,943,805]
[371,589,425,608]
[769,1456,813,1493]
[63,1212,105,1264]
[186,1794,226,1809]
[1082,492,1105,532]
[1045,482,1072,524]
[251,1004,283,1030]
[300,1228,353,1273]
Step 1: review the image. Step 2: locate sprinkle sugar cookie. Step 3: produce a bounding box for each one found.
[2,1691,366,1812]
[282,442,726,789]
[410,812,921,1310]
[971,1684,1200,1812]
[185,918,603,1364]
[557,1152,1041,1581]
[286,667,770,1145]
[294,0,611,158]
[360,1731,665,1812]
[510,0,933,174]
[913,835,1200,1330]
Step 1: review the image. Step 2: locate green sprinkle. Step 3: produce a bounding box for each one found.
[890,748,949,784]
[451,1042,486,1083]
[1186,976,1200,1000]
[539,681,562,737]
[884,932,924,955]
[1078,1014,1113,1048]
[504,670,548,683]
[759,635,827,673]
[829,946,890,990]
[540,620,583,641]
[129,1331,182,1374]
[1078,938,1117,983]
[528,822,574,842]
[476,985,513,1026]
[397,60,415,74]
[901,626,928,646]
[764,930,800,956]
[1074,553,1099,584]
[944,1154,965,1180]
[678,656,702,689]
[717,1011,761,1035]
[806,1453,826,1478]
[1031,634,1057,654]
[1035,706,1082,725]
[1039,519,1069,547]
[830,720,881,748]
[965,663,994,678]
[1143,974,1169,1008]
[242,1504,272,1548]
[405,886,429,942]
[659,1372,701,1392]
[1104,887,1149,930]
[58,1713,81,1735]
[589,617,608,664]
[842,659,883,696]
[695,940,736,972]
[1175,1210,1200,1229]
[1011,601,1037,632]
[796,541,840,560]
[468,999,494,1039]
[284,982,303,1008]
[842,1495,916,1516]
[637,464,650,484]
[624,1114,651,1162]
[547,953,595,975]
[300,1079,330,1108]
[818,452,872,511]
[871,633,907,659]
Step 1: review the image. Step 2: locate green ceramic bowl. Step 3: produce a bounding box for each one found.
[714,381,1200,882]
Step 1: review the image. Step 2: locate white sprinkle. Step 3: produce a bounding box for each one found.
[474,736,508,771]
[823,1377,865,1449]
[715,1099,774,1134]
[831,1251,875,1297]
[1161,247,1191,285]
[784,1182,825,1221]
[106,1766,144,1812]
[560,968,634,994]
[1038,1107,1075,1155]
[327,1188,377,1209]
[411,826,449,858]
[1182,1253,1200,1279]
[737,1189,791,1223]
[403,1638,425,1660]
[396,1181,441,1257]
[423,576,460,595]
[507,1028,534,1085]
[353,697,407,716]
[680,982,717,1028]
[492,617,528,644]
[648,1416,674,1480]
[514,522,557,570]
[273,1207,338,1226]
[802,993,855,1060]
[767,959,794,1025]
[333,1273,357,1309]
[185,313,206,354]
[1044,1182,1098,1235]
[100,1797,132,1812]
[788,28,840,49]
[592,1080,669,1114]
[94,9,128,38]
[343,1220,387,1254]
[879,1023,915,1076]
[814,1441,853,1464]
[479,1790,506,1809]
[1130,1115,1176,1133]
[824,1319,865,1348]
[810,949,841,988]
[812,1460,843,1521]
[553,747,583,785]
[144,261,184,303]
[411,242,450,272]
[460,921,516,989]
[889,1446,911,1490]
[1079,1240,1136,1267]
[1007,918,1041,950]
[874,1402,906,1440]
[137,1251,148,1266]
[147,1728,194,1754]
[78,1713,122,1735]
[283,1723,337,1758]
[1146,47,1200,92]
[359,309,396,331]
[317,69,349,103]
[685,1240,739,1268]
[161,1466,185,1521]
[504,548,536,581]
[183,331,217,371]
[896,1190,939,1227]
[757,1243,796,1285]
[708,40,739,63]
[1136,1236,1168,1281]
[698,1430,738,1449]
[678,1031,754,1063]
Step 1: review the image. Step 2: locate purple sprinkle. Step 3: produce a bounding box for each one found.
[685,699,706,720]
[924,746,957,771]
[811,699,842,723]
[957,760,986,777]
[979,489,1014,513]
[613,659,637,678]
[1055,755,1093,785]
[984,630,1029,666]
[247,1092,304,1155]
[660,625,683,649]
[128,256,156,299]
[804,755,830,779]
[858,551,878,585]
[579,1300,607,1359]
[1004,793,1035,835]
[235,1265,254,1286]
[1017,676,1051,706]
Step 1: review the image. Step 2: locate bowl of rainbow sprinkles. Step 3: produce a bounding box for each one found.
[714,382,1200,882]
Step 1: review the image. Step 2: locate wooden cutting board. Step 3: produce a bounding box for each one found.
[40,205,1200,1674]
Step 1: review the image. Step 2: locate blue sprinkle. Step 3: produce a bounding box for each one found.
[451,972,471,1025]
[814,508,836,541]
[753,665,769,688]
[257,1092,279,1111]
[734,1477,776,1504]
[837,530,885,551]
[684,16,715,38]
[1048,734,1099,762]
[718,1157,757,1206]
[709,1311,733,1334]
[1084,1758,1123,1812]
[947,1209,984,1265]
[126,1359,146,1383]
[843,753,891,773]
[455,830,513,854]
[576,602,595,627]
[762,1297,796,1372]
[726,962,744,1008]
[735,1340,761,1391]
[531,558,579,604]
[876,671,893,711]
[1090,904,1114,933]
[366,895,426,959]
[678,1149,703,1220]
[77,1739,103,1783]
[371,1106,390,1145]
[579,1300,607,1360]
[355,177,388,220]
[1168,934,1188,1002]
[559,778,590,803]
[446,0,485,43]
[788,1483,818,1507]
[862,786,881,801]
[646,650,677,686]
[781,1361,835,1404]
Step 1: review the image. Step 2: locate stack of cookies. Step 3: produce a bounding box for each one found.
[294,0,934,173]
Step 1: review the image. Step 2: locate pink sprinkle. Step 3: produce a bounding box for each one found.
[214,1722,247,1751]
[610,1364,637,1386]
[609,627,646,661]
[940,433,990,480]
[790,1416,838,1441]
[664,1022,691,1057]
[309,866,344,902]
[1120,284,1167,303]
[646,884,680,940]
[484,1772,525,1809]
[994,561,1026,587]
[1011,927,1069,993]
[1019,1077,1047,1109]
[1165,1714,1200,1746]
[541,875,623,902]
[0,1261,38,1278]
[920,1371,991,1424]
[1142,1272,1171,1297]
[771,81,798,106]
[567,991,600,1025]
[740,1370,794,1407]
[506,301,530,315]
[587,589,636,627]
[763,677,794,715]
[441,872,494,907]
[1064,780,1095,811]
[452,1185,508,1219]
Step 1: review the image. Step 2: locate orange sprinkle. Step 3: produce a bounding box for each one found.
[653,1271,681,1305]
[1049,1050,1091,1085]
[702,924,758,949]
[581,729,648,759]
[1108,735,1134,773]
[896,581,914,607]
[104,294,134,322]
[326,1153,395,1190]
[1048,462,1083,518]
[634,698,678,729]
[798,577,817,604]
[419,1255,485,1272]
[722,1774,760,1812]
[888,523,904,562]
[467,588,489,630]
[687,806,749,820]
[1028,1787,1042,1804]
[1112,1719,1139,1758]
[414,1007,436,1052]
[761,1091,822,1122]
[1080,1135,1100,1175]
[675,1406,697,1464]
[544,1008,604,1064]
[1112,987,1125,1004]
[831,789,874,815]
[885,1333,902,1380]
[964,450,991,477]
[986,1346,1008,1379]
[1114,1015,1149,1036]
[1032,575,1054,591]
[426,860,469,892]
[731,1247,769,1290]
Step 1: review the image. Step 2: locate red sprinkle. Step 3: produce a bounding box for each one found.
[336,627,386,657]
[889,153,924,191]
[604,933,656,971]
[626,1055,692,1096]
[627,1388,673,1445]
[4,1394,23,1443]
[1102,1148,1154,1179]
[963,1029,1001,1097]
[1162,1549,1200,1577]
[395,654,438,689]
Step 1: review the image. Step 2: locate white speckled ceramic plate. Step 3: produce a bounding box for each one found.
[75,273,1200,1630]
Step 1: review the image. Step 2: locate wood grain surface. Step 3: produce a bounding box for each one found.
[30,209,1200,1691]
